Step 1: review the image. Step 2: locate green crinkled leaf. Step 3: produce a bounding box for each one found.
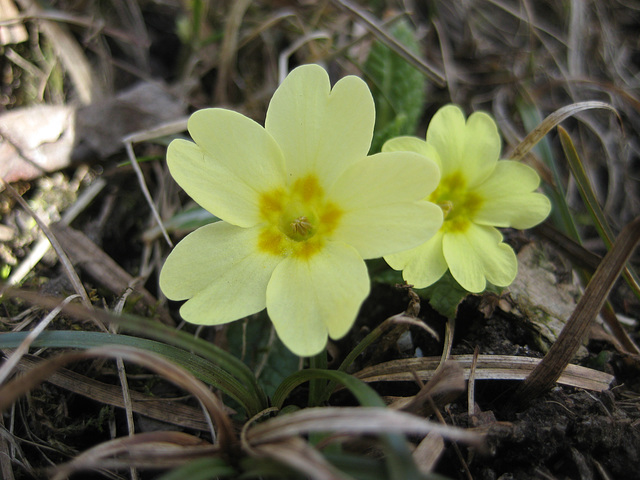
[365,19,427,153]
[416,271,469,319]
[226,313,299,399]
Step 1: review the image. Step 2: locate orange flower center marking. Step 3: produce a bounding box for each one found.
[257,174,343,259]
[429,171,483,233]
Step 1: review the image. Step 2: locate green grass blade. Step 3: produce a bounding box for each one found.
[272,368,385,409]
[271,368,426,479]
[0,330,259,415]
[0,289,268,415]
[517,100,581,240]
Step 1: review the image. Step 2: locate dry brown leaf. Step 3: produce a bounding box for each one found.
[388,361,465,414]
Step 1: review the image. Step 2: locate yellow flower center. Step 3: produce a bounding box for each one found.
[429,171,483,233]
[277,202,319,241]
[258,174,342,259]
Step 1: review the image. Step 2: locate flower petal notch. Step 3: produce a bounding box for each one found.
[383,104,551,293]
[160,64,443,357]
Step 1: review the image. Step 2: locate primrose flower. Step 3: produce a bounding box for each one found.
[159,64,443,356]
[383,105,551,293]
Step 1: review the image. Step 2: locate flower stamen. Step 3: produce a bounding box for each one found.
[438,200,454,219]
[291,216,312,237]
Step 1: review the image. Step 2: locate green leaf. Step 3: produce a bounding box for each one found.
[272,368,386,409]
[226,314,299,399]
[416,271,469,319]
[364,19,427,153]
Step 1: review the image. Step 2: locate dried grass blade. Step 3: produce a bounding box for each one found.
[0,294,78,384]
[412,432,444,475]
[7,177,106,287]
[49,223,173,325]
[215,0,252,103]
[252,437,348,480]
[354,355,613,392]
[515,217,640,404]
[509,101,619,161]
[51,432,217,480]
[0,329,251,420]
[0,181,98,323]
[389,361,465,414]
[0,415,16,480]
[247,407,482,446]
[0,345,236,447]
[517,101,581,239]
[15,0,98,103]
[125,141,173,247]
[1,288,268,414]
[14,354,211,431]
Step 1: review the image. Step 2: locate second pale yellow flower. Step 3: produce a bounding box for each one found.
[383,105,551,293]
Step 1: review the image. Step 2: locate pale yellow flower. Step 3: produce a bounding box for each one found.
[159,65,443,356]
[383,105,551,293]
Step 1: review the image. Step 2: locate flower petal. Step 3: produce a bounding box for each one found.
[265,64,375,190]
[333,202,443,260]
[473,161,551,229]
[170,108,287,227]
[328,151,442,258]
[427,105,500,185]
[382,136,442,170]
[442,224,517,292]
[266,242,370,356]
[382,136,430,155]
[329,151,440,207]
[384,231,448,288]
[159,222,281,325]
